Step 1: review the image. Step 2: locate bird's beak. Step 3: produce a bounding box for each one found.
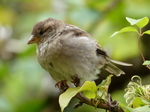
[27,35,40,44]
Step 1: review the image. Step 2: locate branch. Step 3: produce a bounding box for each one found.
[75,92,124,112]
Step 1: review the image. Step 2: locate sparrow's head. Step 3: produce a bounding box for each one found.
[27,18,65,44]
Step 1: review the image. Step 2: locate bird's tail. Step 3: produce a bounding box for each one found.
[103,59,132,76]
[103,63,125,76]
[110,59,132,66]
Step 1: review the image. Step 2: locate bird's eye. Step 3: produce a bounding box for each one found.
[39,31,44,35]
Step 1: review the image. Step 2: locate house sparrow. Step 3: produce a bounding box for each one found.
[27,18,130,90]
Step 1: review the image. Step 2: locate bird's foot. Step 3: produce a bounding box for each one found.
[55,80,69,91]
[71,75,81,87]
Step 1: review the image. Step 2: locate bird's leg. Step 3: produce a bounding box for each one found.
[55,80,69,91]
[71,75,81,87]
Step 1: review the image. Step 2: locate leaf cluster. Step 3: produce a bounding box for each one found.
[111,17,150,69]
[59,75,113,112]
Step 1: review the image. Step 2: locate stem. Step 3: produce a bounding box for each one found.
[138,29,145,62]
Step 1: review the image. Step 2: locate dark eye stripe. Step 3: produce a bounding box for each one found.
[39,31,44,35]
[40,26,52,35]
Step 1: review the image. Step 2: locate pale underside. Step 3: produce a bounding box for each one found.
[37,34,107,84]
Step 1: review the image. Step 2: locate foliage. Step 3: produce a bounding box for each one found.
[59,81,97,112]
[119,75,150,112]
[111,17,150,70]
[0,0,150,112]
[59,75,112,112]
[59,75,150,112]
[124,76,150,107]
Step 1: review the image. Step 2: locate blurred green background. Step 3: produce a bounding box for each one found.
[0,0,150,112]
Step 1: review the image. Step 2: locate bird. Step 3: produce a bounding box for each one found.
[27,18,131,90]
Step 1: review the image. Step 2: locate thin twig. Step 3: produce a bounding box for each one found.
[138,29,145,62]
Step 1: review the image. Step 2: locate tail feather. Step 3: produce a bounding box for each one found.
[103,63,125,76]
[110,59,132,66]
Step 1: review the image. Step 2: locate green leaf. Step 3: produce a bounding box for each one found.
[110,26,137,37]
[97,75,113,99]
[110,31,119,38]
[132,97,146,108]
[119,102,134,112]
[142,60,150,65]
[126,17,140,25]
[81,81,97,99]
[59,81,97,112]
[59,87,80,112]
[126,17,149,28]
[120,103,150,112]
[83,90,96,99]
[98,75,113,88]
[143,30,150,35]
[136,17,149,28]
[133,105,150,112]
[120,26,138,33]
[79,81,97,92]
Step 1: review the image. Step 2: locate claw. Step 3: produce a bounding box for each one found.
[55,80,69,91]
[71,75,81,87]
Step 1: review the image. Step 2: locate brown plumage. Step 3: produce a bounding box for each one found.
[28,18,130,88]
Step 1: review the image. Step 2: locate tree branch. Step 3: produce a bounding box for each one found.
[75,92,124,112]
